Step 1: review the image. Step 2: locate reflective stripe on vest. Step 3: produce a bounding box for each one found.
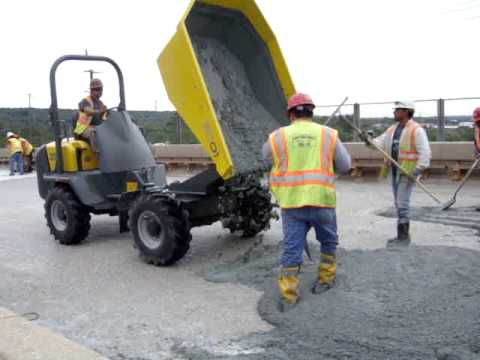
[269,120,338,208]
[381,120,420,176]
[74,96,94,135]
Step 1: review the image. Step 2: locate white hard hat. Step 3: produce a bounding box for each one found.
[393,100,415,111]
[6,131,14,138]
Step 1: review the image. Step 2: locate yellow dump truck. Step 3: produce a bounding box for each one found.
[37,0,296,266]
[159,0,296,179]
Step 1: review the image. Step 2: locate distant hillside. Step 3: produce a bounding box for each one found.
[0,108,197,146]
[0,108,474,145]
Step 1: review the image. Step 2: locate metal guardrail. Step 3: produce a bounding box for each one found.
[2,143,477,179]
[315,97,480,142]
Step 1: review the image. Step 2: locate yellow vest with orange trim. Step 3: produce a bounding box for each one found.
[74,96,106,135]
[6,138,23,156]
[268,119,338,209]
[380,120,421,177]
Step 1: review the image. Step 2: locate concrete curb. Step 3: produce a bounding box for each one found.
[0,308,109,360]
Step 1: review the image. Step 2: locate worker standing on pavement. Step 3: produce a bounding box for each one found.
[18,135,34,173]
[263,93,351,311]
[362,101,431,245]
[5,132,24,176]
[74,78,108,153]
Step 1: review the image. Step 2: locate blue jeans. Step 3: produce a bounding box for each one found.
[281,207,338,267]
[9,152,24,175]
[392,174,415,224]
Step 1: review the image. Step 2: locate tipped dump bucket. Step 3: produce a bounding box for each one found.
[158,0,295,180]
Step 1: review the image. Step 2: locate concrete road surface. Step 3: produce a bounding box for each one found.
[0,169,479,359]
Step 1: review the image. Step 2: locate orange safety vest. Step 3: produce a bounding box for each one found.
[380,120,421,177]
[268,120,338,209]
[74,96,106,135]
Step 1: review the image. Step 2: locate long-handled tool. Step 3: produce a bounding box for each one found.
[325,97,349,126]
[441,157,480,210]
[338,113,442,204]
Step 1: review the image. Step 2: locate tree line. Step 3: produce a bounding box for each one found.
[0,108,474,147]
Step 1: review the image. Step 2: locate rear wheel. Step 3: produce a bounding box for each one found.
[45,186,91,245]
[129,195,191,266]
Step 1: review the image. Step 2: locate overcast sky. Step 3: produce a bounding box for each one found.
[1,0,479,117]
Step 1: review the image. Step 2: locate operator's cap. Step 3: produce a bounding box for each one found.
[90,78,103,89]
[6,131,14,139]
[393,100,415,111]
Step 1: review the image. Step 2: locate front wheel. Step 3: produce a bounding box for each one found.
[129,195,191,266]
[45,186,91,245]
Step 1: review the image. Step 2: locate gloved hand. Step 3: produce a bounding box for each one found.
[474,147,480,159]
[412,168,424,179]
[358,131,372,146]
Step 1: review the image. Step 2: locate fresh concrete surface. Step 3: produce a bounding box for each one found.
[0,170,479,359]
[0,307,108,360]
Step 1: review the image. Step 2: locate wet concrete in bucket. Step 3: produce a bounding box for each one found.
[174,242,480,359]
[378,206,480,233]
[192,36,283,174]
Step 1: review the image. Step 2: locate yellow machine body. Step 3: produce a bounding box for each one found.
[158,0,295,180]
[46,139,99,172]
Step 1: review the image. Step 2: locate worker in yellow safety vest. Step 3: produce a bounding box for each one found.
[18,136,34,172]
[362,101,431,245]
[74,78,108,153]
[5,132,24,176]
[263,93,352,311]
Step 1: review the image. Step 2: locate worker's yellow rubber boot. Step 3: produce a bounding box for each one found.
[278,266,300,311]
[311,253,336,294]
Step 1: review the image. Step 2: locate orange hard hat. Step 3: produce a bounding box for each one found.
[287,93,315,112]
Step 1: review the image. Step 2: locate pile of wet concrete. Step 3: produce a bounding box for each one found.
[177,241,480,359]
[192,36,282,174]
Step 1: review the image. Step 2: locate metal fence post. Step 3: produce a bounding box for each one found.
[437,98,445,141]
[353,103,361,141]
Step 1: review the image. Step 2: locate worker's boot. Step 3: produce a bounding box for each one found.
[311,253,336,294]
[278,266,300,312]
[387,222,411,247]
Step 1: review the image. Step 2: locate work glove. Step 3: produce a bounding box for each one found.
[412,168,425,181]
[358,131,372,146]
[474,146,480,159]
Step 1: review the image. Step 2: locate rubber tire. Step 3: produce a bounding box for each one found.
[129,195,191,266]
[45,186,91,245]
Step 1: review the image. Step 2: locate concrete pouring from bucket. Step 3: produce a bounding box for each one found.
[192,36,282,175]
[191,244,480,360]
